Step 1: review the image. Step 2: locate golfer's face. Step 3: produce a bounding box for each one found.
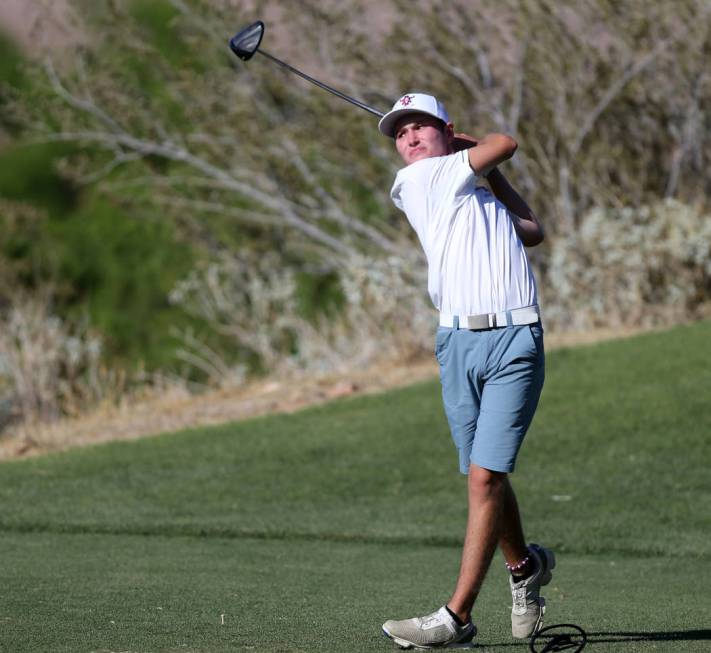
[394,114,450,165]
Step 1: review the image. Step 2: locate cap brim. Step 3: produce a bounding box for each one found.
[378,109,426,138]
[378,108,440,138]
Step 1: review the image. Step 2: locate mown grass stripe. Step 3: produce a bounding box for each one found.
[1,521,707,561]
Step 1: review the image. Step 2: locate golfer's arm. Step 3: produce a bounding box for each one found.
[466,133,518,178]
[486,167,544,247]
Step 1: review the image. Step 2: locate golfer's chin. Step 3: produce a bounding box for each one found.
[404,149,431,165]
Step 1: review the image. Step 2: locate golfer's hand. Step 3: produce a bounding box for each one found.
[453,133,479,152]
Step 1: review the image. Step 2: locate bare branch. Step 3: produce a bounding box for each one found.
[152,195,283,228]
[570,39,670,155]
[278,139,402,253]
[77,151,145,185]
[45,58,125,135]
[665,72,706,198]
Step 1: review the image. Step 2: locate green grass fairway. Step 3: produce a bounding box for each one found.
[1,321,710,652]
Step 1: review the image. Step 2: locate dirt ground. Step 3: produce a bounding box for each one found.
[0,326,650,461]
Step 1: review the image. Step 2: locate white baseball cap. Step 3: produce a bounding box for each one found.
[378,92,450,138]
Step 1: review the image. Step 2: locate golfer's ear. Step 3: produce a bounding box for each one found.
[445,123,455,146]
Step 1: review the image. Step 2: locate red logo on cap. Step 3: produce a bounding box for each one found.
[399,95,415,106]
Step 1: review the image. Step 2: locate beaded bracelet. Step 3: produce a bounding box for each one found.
[505,554,530,573]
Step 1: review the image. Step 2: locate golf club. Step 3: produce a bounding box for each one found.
[229,20,384,118]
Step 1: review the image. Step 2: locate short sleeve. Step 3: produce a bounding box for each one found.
[392,151,477,205]
[390,159,433,236]
[430,150,477,195]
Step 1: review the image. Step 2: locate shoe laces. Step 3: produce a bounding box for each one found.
[419,613,442,628]
[513,586,527,611]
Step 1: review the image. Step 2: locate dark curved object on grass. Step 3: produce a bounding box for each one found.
[530,623,587,653]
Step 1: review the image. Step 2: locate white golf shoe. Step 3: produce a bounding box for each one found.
[509,543,556,638]
[382,605,477,649]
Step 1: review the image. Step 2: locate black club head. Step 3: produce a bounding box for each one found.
[229,20,264,61]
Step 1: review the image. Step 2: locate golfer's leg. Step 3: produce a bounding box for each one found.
[499,478,529,566]
[447,464,507,621]
[448,325,545,621]
[474,325,544,569]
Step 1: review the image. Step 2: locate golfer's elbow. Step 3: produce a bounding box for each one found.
[469,133,518,176]
[486,133,518,162]
[498,133,518,158]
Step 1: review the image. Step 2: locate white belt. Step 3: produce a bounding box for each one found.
[439,305,540,330]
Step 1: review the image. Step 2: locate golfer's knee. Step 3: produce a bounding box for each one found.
[468,464,507,499]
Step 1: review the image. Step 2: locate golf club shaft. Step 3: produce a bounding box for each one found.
[258,49,384,118]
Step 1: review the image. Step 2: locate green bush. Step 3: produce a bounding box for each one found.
[49,198,198,369]
[0,144,205,371]
[0,30,26,135]
[0,143,78,214]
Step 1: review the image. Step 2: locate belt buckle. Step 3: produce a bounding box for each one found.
[488,313,496,328]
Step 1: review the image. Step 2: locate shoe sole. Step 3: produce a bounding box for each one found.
[525,596,546,639]
[382,627,476,650]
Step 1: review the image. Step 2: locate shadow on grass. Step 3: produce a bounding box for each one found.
[482,628,711,649]
[585,629,711,644]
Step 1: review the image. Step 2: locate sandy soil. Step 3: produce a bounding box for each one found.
[0,0,83,53]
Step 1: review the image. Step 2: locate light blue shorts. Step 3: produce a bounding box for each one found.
[435,320,545,474]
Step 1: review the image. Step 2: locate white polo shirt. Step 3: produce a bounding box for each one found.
[391,150,538,316]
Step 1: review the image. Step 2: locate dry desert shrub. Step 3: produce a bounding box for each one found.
[172,199,711,388]
[0,294,124,431]
[542,200,711,330]
[169,251,433,385]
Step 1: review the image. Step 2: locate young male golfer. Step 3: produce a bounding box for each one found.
[379,93,553,649]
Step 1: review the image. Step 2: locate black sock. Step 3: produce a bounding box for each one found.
[512,557,538,580]
[445,605,467,627]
